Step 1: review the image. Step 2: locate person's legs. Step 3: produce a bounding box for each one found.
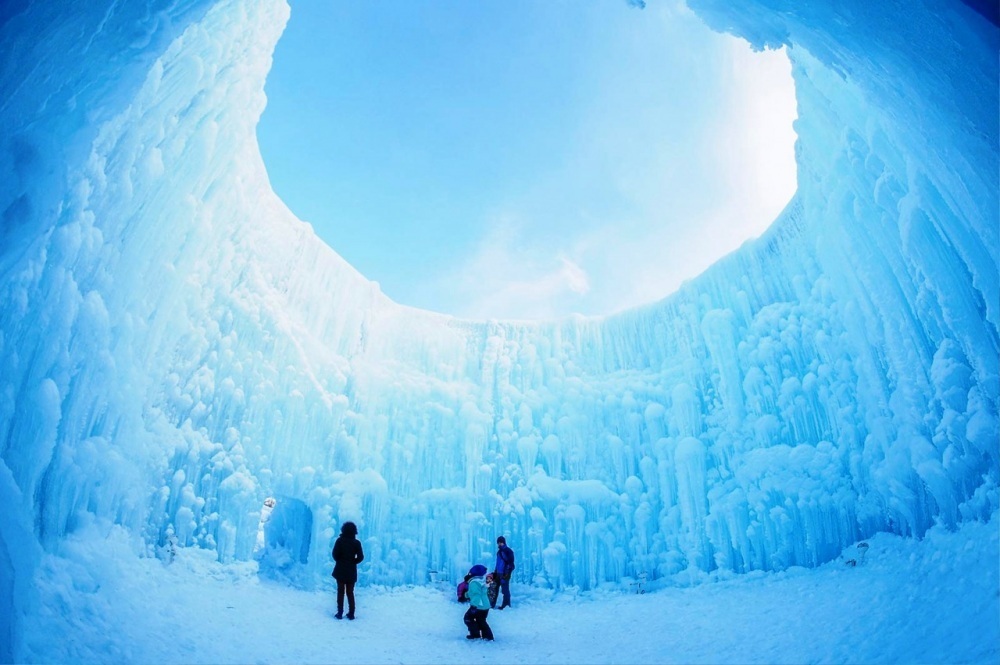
[336,581,345,618]
[477,609,494,641]
[464,607,480,638]
[499,577,511,609]
[346,581,356,618]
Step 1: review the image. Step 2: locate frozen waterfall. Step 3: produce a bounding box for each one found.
[0,0,996,657]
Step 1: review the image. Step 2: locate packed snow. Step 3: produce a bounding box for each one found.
[20,512,1000,663]
[0,0,997,662]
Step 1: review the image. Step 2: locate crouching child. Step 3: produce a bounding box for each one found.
[462,565,494,641]
[457,573,472,603]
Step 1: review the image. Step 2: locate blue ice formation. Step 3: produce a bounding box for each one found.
[0,0,996,656]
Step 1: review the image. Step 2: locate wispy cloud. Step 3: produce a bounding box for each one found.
[433,217,591,320]
[444,41,797,320]
[405,14,797,321]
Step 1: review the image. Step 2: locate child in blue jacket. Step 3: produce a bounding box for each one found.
[462,565,494,641]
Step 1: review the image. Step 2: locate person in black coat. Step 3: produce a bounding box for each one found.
[332,521,364,620]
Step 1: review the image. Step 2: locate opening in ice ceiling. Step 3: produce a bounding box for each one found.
[257,0,798,321]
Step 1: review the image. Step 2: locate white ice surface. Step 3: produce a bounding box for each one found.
[1,0,995,593]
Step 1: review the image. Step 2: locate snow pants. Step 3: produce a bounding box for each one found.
[336,580,356,616]
[464,607,494,640]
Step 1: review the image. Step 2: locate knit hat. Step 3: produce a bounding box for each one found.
[496,536,506,545]
[469,564,488,577]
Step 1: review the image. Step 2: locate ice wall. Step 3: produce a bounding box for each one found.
[0,0,996,650]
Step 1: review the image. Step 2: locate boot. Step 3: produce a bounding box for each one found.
[335,611,343,620]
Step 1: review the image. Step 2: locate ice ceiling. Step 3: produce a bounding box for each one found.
[0,0,997,652]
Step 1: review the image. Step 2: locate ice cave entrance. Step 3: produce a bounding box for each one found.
[254,497,313,571]
[257,0,798,320]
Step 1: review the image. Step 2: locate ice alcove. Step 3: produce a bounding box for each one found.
[256,496,314,576]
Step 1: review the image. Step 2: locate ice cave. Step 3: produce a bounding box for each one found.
[0,0,996,661]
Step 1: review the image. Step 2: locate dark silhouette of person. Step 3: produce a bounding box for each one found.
[332,521,364,620]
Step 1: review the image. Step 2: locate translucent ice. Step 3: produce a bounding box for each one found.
[0,3,995,646]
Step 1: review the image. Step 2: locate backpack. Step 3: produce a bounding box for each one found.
[457,580,469,603]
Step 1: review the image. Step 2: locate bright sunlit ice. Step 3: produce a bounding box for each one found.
[257,0,798,321]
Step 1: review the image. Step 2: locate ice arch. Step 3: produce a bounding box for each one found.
[0,0,996,655]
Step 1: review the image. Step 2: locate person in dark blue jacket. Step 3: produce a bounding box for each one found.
[491,535,515,609]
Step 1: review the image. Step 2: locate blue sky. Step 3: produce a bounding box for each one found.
[257,0,797,320]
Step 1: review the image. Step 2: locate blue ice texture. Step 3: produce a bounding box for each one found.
[0,0,997,660]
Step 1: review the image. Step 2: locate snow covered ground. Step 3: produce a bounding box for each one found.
[22,512,999,664]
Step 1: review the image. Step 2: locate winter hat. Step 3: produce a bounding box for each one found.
[469,564,488,577]
[496,536,506,545]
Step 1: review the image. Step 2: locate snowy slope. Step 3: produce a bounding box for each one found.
[0,0,997,661]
